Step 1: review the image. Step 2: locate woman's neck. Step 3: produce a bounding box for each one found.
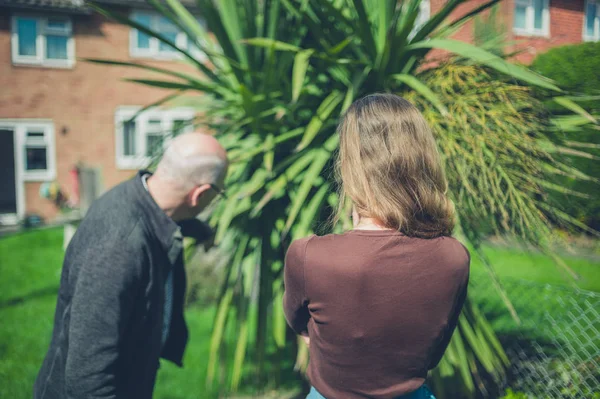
[354,217,389,231]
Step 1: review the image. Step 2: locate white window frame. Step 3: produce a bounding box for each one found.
[583,0,600,41]
[11,15,75,68]
[406,0,431,41]
[513,0,550,37]
[129,10,207,61]
[115,106,196,170]
[0,119,56,223]
[130,11,185,60]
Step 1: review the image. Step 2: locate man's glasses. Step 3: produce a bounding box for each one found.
[208,184,227,199]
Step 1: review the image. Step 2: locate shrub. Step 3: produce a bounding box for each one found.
[532,42,600,230]
[531,41,600,111]
[500,390,528,399]
[93,0,596,396]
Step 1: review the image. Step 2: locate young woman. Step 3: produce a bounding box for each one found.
[283,94,470,399]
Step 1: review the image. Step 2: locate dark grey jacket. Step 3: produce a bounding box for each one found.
[34,172,210,399]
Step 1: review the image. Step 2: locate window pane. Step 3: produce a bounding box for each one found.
[156,16,179,52]
[147,119,162,133]
[188,37,199,53]
[137,32,151,49]
[25,147,47,170]
[47,19,68,31]
[586,2,597,36]
[189,18,206,53]
[534,0,544,30]
[159,31,178,52]
[27,131,45,138]
[133,14,152,49]
[173,119,190,136]
[158,16,178,31]
[46,35,68,60]
[514,5,527,29]
[146,134,164,157]
[123,121,136,156]
[133,13,151,28]
[17,18,38,56]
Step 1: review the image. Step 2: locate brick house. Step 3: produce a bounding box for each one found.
[0,0,599,225]
[429,0,600,63]
[0,0,202,224]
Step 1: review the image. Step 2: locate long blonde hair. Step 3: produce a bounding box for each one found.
[336,93,455,238]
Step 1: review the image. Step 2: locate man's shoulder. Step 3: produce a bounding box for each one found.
[90,178,137,214]
[69,178,149,253]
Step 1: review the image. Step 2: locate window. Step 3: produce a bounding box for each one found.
[115,107,196,169]
[408,0,430,41]
[11,16,74,68]
[0,121,56,182]
[513,0,550,36]
[145,119,164,157]
[584,0,600,41]
[24,131,48,171]
[130,11,206,60]
[22,125,54,180]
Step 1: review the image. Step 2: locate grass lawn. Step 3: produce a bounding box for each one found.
[0,227,598,398]
[470,244,600,292]
[468,243,600,362]
[0,228,221,399]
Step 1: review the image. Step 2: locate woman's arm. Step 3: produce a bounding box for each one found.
[283,237,312,336]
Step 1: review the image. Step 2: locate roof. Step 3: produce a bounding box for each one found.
[0,0,89,14]
[0,0,197,14]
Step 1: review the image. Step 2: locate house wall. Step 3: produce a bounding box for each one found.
[509,0,586,64]
[0,8,200,221]
[0,0,594,222]
[430,0,587,64]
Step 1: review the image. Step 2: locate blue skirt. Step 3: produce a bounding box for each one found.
[307,385,436,399]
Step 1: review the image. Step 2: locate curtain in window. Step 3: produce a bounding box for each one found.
[158,17,179,52]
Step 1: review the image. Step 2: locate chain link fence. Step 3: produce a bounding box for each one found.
[469,274,600,398]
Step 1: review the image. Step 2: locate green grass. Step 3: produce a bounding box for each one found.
[468,243,600,357]
[0,228,218,399]
[470,244,600,292]
[0,228,598,398]
[0,228,63,398]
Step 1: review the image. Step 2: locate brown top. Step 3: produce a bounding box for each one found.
[283,229,470,399]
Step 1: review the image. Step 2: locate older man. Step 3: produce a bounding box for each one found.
[34,133,228,399]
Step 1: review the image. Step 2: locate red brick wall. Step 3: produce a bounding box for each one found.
[0,8,200,220]
[0,1,591,221]
[426,0,514,62]
[508,0,586,64]
[429,0,586,64]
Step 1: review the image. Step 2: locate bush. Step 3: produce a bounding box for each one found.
[500,390,528,399]
[531,43,600,230]
[184,245,227,307]
[531,41,600,111]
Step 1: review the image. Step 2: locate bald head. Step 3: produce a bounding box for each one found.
[154,133,228,192]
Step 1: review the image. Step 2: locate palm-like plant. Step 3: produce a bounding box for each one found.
[89,0,597,397]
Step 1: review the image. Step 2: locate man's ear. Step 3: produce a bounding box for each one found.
[189,184,212,207]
